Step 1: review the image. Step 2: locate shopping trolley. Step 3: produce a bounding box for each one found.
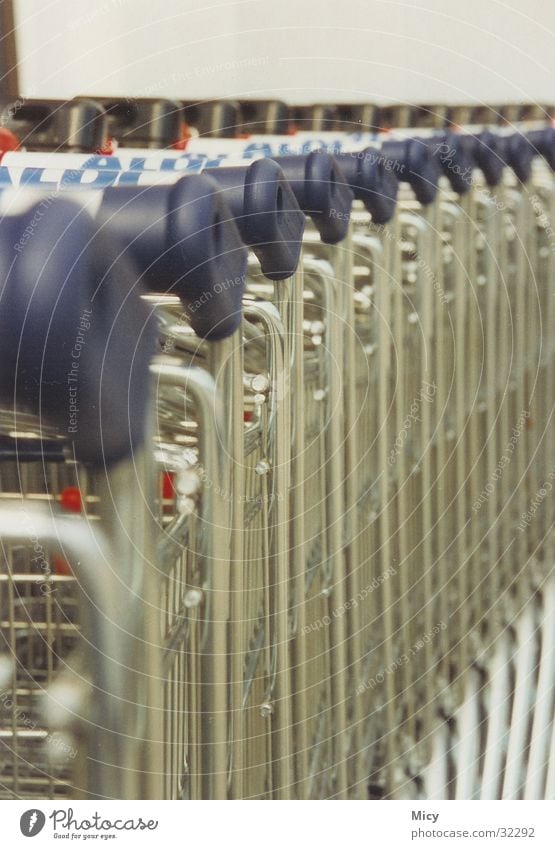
[316,103,555,798]
[0,176,255,800]
[416,110,555,801]
[0,152,310,796]
[135,110,554,797]
[247,111,551,795]
[0,137,362,793]
[178,128,458,794]
[153,105,555,798]
[0,190,161,799]
[184,131,447,793]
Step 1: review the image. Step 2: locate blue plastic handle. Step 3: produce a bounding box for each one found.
[333,148,399,223]
[380,138,440,205]
[428,132,475,194]
[0,195,156,466]
[204,159,305,280]
[0,170,248,338]
[527,128,555,171]
[272,150,354,243]
[472,131,506,187]
[454,133,499,187]
[92,174,248,340]
[495,132,535,182]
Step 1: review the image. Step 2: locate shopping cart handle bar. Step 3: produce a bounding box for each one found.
[97,174,248,339]
[272,150,354,243]
[0,97,107,153]
[78,96,183,149]
[333,149,398,223]
[181,99,241,139]
[527,128,555,171]
[428,132,475,194]
[0,157,302,281]
[0,436,66,462]
[238,99,290,135]
[0,166,248,338]
[471,131,506,186]
[496,132,536,182]
[203,159,305,280]
[0,193,156,466]
[380,138,439,204]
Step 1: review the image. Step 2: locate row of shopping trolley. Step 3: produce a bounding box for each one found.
[0,96,554,800]
[0,95,552,145]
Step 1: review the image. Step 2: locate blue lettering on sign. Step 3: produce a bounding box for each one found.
[278,141,322,155]
[242,143,274,159]
[296,139,344,154]
[320,140,344,154]
[155,158,177,171]
[80,155,124,171]
[241,140,345,157]
[19,167,58,187]
[205,155,228,168]
[173,154,228,171]
[125,158,146,171]
[0,167,14,186]
[114,171,144,185]
[62,169,118,187]
[18,168,120,188]
[278,142,300,155]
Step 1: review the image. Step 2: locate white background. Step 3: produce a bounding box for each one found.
[12,0,555,106]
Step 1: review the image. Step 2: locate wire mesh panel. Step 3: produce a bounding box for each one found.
[0,416,98,798]
[0,504,131,800]
[0,537,81,799]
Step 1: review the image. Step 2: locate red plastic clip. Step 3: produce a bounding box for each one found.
[60,486,83,514]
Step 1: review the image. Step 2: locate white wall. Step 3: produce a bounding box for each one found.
[13,0,555,105]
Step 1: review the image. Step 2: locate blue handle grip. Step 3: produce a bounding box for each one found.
[95,174,248,340]
[333,149,398,223]
[429,132,475,194]
[204,159,305,280]
[0,195,156,466]
[380,138,440,205]
[473,131,506,186]
[528,128,555,171]
[496,132,535,182]
[272,150,354,243]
